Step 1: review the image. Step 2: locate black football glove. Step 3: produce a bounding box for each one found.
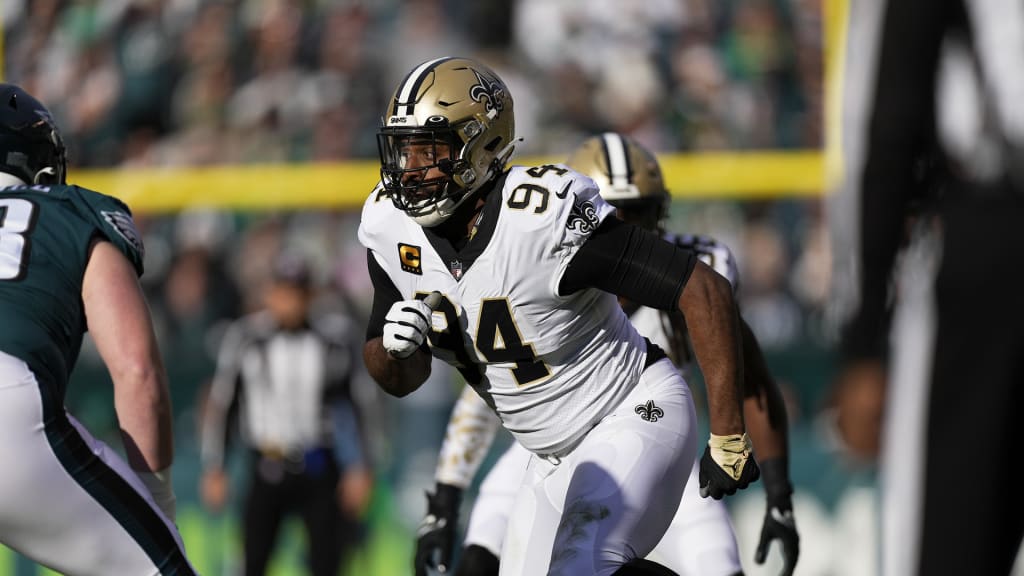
[414,482,462,576]
[699,432,760,500]
[754,458,799,576]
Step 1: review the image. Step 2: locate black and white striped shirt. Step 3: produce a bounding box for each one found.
[831,0,1024,358]
[200,311,361,470]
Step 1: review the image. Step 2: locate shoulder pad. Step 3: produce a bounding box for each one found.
[68,186,145,276]
[665,232,740,291]
[502,165,614,240]
[358,182,401,250]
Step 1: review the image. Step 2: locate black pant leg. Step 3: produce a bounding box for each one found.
[300,457,343,576]
[243,457,288,576]
[917,190,1024,576]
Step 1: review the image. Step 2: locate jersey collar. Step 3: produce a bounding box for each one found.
[423,171,507,281]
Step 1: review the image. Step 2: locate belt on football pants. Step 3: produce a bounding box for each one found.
[254,446,333,475]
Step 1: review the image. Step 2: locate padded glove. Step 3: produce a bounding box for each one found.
[383,292,442,359]
[755,458,799,576]
[414,482,462,576]
[699,432,760,499]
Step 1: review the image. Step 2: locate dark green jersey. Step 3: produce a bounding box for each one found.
[0,183,144,401]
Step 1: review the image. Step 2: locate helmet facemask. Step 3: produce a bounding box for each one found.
[0,113,67,184]
[379,113,509,227]
[378,57,516,227]
[379,125,461,221]
[0,102,67,186]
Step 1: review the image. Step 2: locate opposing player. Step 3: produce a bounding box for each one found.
[415,133,800,576]
[359,57,759,576]
[0,84,195,575]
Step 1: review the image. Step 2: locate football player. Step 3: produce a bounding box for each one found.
[359,57,759,576]
[0,84,195,574]
[415,133,800,576]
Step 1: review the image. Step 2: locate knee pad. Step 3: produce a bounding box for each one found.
[455,544,500,576]
[611,558,679,576]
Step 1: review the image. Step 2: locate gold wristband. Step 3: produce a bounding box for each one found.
[708,432,753,481]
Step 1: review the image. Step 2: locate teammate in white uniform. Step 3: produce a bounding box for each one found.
[359,58,760,576]
[0,84,194,575]
[415,134,801,576]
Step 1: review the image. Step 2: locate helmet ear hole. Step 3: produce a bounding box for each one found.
[483,137,502,152]
[437,158,455,175]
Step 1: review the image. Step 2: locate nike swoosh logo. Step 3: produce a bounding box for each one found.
[556,180,573,199]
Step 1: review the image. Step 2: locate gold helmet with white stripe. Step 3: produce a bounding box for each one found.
[566,132,668,231]
[377,57,517,227]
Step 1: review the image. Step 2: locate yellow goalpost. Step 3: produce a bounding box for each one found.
[3,1,848,214]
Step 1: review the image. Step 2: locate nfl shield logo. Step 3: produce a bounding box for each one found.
[449,260,463,280]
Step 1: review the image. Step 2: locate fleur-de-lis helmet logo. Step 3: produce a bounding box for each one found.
[469,68,505,114]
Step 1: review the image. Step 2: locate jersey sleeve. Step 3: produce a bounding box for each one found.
[530,167,617,290]
[434,385,503,488]
[356,183,391,252]
[553,171,618,254]
[69,187,145,276]
[364,248,406,342]
[200,317,249,470]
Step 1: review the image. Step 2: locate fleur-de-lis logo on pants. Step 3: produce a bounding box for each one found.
[634,400,664,423]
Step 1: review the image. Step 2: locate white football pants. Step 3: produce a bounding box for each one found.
[0,351,194,575]
[466,382,740,575]
[499,358,699,576]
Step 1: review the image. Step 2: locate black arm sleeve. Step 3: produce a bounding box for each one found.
[560,217,698,311]
[365,249,403,341]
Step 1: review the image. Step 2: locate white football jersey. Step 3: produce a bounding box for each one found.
[359,164,651,455]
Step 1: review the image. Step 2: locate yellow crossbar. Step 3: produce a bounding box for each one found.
[74,151,825,214]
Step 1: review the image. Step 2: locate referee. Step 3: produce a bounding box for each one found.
[199,252,371,576]
[832,0,1024,574]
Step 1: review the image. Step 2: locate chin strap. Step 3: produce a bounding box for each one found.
[495,137,522,168]
[436,158,462,176]
[33,166,58,185]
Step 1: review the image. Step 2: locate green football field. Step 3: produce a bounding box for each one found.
[0,491,412,576]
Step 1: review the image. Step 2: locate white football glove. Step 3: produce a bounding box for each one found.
[383,293,442,359]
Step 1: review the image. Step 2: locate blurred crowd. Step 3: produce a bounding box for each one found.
[2,0,821,166]
[2,1,871,575]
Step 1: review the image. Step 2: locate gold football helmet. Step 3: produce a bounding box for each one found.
[378,57,516,227]
[566,132,668,231]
